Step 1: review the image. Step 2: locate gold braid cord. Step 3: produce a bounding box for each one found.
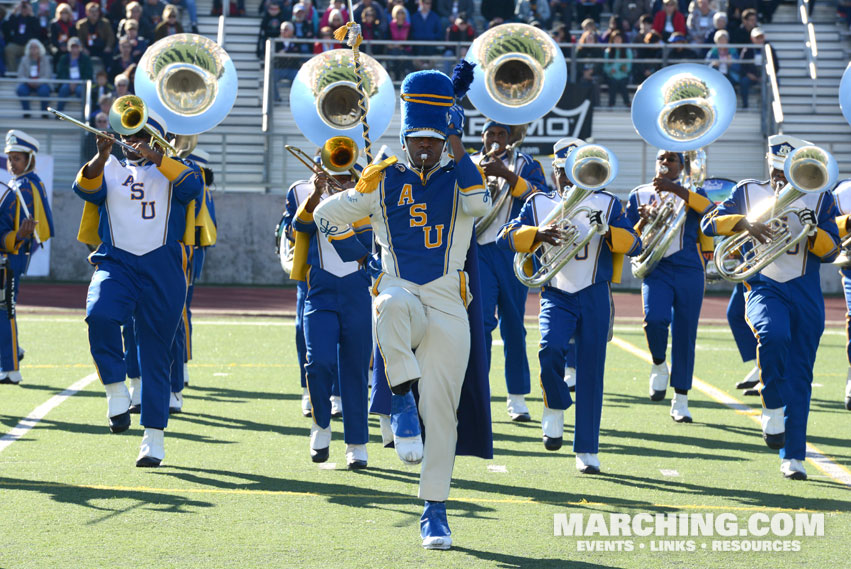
[334,22,373,162]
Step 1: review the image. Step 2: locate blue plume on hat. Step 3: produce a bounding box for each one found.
[451,60,475,99]
[400,70,454,146]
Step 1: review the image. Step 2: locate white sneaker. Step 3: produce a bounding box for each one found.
[576,453,601,474]
[670,393,692,423]
[736,365,760,389]
[129,377,142,406]
[564,367,576,391]
[136,428,165,467]
[649,362,668,401]
[761,406,785,449]
[330,395,343,417]
[0,370,22,384]
[378,414,394,447]
[310,423,332,463]
[105,381,131,418]
[541,406,564,451]
[780,458,807,480]
[301,387,312,417]
[345,443,368,469]
[506,394,531,421]
[845,369,851,411]
[395,435,423,465]
[169,391,183,413]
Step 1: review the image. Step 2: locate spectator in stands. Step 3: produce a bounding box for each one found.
[634,29,662,81]
[291,3,315,51]
[550,0,573,31]
[49,3,78,65]
[738,27,777,109]
[272,21,300,101]
[576,28,602,105]
[613,0,652,39]
[327,8,346,30]
[90,70,114,107]
[122,20,148,60]
[551,23,571,60]
[90,91,113,120]
[257,1,286,58]
[387,0,410,24]
[603,30,632,106]
[361,6,386,54]
[708,11,726,44]
[481,0,514,23]
[410,0,442,61]
[516,0,551,27]
[118,2,153,40]
[171,0,201,33]
[600,15,627,43]
[576,0,605,26]
[839,0,851,30]
[211,0,245,17]
[313,26,341,53]
[653,0,686,42]
[705,29,740,88]
[109,0,132,33]
[686,0,715,43]
[32,0,56,39]
[728,6,757,44]
[66,0,86,21]
[667,31,697,59]
[387,4,412,79]
[16,38,52,117]
[56,36,92,111]
[83,111,122,158]
[637,13,653,38]
[437,0,475,27]
[142,0,167,28]
[442,13,473,72]
[354,0,388,34]
[153,4,183,41]
[76,2,115,67]
[3,0,42,73]
[320,0,348,28]
[114,72,131,96]
[109,36,136,83]
[579,18,600,42]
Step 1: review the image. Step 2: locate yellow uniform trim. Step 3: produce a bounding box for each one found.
[371,273,384,296]
[836,214,850,238]
[686,192,712,213]
[510,176,529,197]
[512,226,539,253]
[327,229,355,242]
[157,156,189,181]
[459,182,486,193]
[295,201,314,224]
[356,158,396,194]
[611,253,624,284]
[809,228,837,258]
[710,214,745,235]
[182,199,196,246]
[608,227,637,253]
[459,270,468,308]
[77,201,102,245]
[195,188,217,246]
[352,217,371,231]
[698,229,714,253]
[75,168,103,192]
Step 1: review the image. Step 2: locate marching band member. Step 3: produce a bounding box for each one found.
[832,177,851,411]
[471,121,546,422]
[280,172,342,418]
[73,110,202,467]
[498,137,641,473]
[0,130,54,384]
[291,160,372,468]
[701,134,840,480]
[313,68,492,550]
[626,150,715,422]
[727,282,760,395]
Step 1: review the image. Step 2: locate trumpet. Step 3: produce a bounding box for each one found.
[512,145,618,287]
[713,145,838,282]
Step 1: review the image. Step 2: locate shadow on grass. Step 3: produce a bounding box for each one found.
[453,547,617,569]
[182,384,299,403]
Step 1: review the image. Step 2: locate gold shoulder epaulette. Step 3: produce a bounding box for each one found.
[356,157,398,194]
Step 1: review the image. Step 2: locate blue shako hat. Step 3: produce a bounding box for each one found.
[399,70,455,148]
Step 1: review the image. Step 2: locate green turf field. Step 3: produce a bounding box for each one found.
[1,313,849,569]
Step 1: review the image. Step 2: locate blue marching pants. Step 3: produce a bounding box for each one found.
[169,315,187,393]
[478,242,530,395]
[538,281,611,454]
[642,262,704,391]
[85,243,188,430]
[843,275,851,366]
[123,323,141,379]
[745,280,823,461]
[0,261,22,373]
[296,280,308,388]
[303,269,371,444]
[185,246,206,361]
[727,282,757,363]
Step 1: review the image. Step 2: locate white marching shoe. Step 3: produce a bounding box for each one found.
[378,414,394,447]
[780,458,807,480]
[506,394,531,422]
[564,367,576,392]
[0,370,22,384]
[105,381,131,433]
[169,391,183,413]
[128,377,142,413]
[183,363,190,387]
[736,365,760,389]
[541,406,564,451]
[136,428,164,467]
[310,423,332,463]
[670,393,693,423]
[761,407,785,450]
[395,435,423,466]
[330,395,343,418]
[576,453,601,474]
[845,368,851,411]
[391,393,423,465]
[649,362,668,401]
[301,387,312,417]
[345,444,368,469]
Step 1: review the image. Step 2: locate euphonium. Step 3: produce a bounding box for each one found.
[713,145,839,282]
[512,145,618,287]
[629,64,736,279]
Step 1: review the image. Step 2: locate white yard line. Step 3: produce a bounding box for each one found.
[610,336,851,487]
[0,373,99,455]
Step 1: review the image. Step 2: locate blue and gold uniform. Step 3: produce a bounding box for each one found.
[471,122,547,420]
[498,159,641,473]
[0,130,54,384]
[626,151,715,421]
[701,135,839,479]
[73,112,202,467]
[831,178,851,410]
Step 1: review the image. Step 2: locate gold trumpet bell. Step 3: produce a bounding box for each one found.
[321,137,359,173]
[109,95,148,135]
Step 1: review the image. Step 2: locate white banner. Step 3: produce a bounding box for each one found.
[0,154,55,277]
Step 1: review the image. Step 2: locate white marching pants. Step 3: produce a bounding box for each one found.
[373,272,471,502]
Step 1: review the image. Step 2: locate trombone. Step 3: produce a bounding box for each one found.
[47,107,138,154]
[284,136,360,193]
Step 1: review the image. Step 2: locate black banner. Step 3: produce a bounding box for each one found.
[461,82,594,156]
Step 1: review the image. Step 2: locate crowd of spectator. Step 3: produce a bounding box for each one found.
[257,0,785,108]
[1,0,193,117]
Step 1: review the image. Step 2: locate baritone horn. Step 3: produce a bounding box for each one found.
[713,145,838,282]
[629,64,736,279]
[513,145,618,287]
